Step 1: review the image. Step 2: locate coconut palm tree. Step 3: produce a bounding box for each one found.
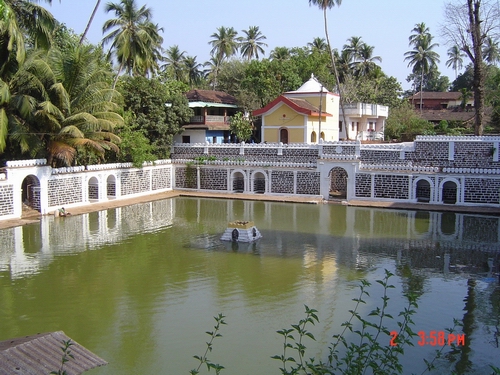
[270,46,291,61]
[343,36,364,61]
[307,37,327,53]
[0,0,56,65]
[42,45,123,165]
[308,0,348,134]
[353,43,382,77]
[184,55,203,88]
[163,45,186,81]
[204,55,223,90]
[102,0,163,88]
[408,22,430,47]
[404,33,440,112]
[446,45,464,78]
[208,26,238,63]
[239,26,267,60]
[483,36,500,65]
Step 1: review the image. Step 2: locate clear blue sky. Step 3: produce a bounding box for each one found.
[48,0,458,91]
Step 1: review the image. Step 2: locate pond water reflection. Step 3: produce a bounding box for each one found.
[0,197,498,374]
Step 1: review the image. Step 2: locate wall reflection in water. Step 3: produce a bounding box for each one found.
[0,197,498,280]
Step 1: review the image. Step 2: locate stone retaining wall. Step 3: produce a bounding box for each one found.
[2,136,500,221]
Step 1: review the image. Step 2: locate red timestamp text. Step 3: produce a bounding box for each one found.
[389,330,465,347]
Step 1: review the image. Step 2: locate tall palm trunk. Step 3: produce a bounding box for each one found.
[112,60,125,90]
[468,0,485,136]
[322,8,348,139]
[420,71,424,113]
[79,0,102,46]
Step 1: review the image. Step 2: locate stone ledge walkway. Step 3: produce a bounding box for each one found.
[1,190,499,230]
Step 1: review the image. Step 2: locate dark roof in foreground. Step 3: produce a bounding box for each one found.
[0,331,107,375]
[185,89,238,105]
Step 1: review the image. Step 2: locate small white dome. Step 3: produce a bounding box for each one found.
[287,74,329,93]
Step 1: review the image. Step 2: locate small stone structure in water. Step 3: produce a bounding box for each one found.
[220,220,262,242]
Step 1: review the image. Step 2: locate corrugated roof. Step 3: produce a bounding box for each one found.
[0,331,107,375]
[185,89,238,105]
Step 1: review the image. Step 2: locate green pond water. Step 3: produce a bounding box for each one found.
[0,197,499,374]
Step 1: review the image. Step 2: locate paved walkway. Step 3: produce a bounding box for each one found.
[1,190,499,230]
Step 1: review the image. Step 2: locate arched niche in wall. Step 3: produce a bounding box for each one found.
[251,171,267,194]
[21,175,41,211]
[329,166,348,199]
[231,170,245,193]
[88,176,99,201]
[106,174,116,198]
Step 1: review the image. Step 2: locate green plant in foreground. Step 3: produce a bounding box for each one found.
[189,270,495,374]
[190,313,226,375]
[50,339,74,375]
[272,269,456,375]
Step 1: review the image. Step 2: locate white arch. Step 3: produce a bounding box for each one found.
[230,169,247,193]
[250,169,269,194]
[413,176,435,203]
[438,177,461,204]
[106,174,117,198]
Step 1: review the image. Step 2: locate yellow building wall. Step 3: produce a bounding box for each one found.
[263,103,305,127]
[261,94,340,143]
[263,127,304,143]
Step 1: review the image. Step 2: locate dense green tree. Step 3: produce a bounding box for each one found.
[102,0,163,87]
[241,58,302,107]
[229,112,253,142]
[209,26,238,63]
[450,63,474,91]
[239,26,267,60]
[341,74,403,109]
[406,65,450,93]
[118,76,192,159]
[385,102,435,141]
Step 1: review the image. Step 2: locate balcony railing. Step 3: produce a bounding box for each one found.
[342,103,389,117]
[189,115,231,124]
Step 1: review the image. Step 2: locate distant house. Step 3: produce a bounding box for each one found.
[408,91,485,126]
[408,91,473,110]
[174,89,239,144]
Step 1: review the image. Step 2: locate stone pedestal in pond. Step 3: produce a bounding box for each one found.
[220,221,262,242]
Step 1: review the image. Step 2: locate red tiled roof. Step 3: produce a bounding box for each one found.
[186,89,238,105]
[252,95,332,117]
